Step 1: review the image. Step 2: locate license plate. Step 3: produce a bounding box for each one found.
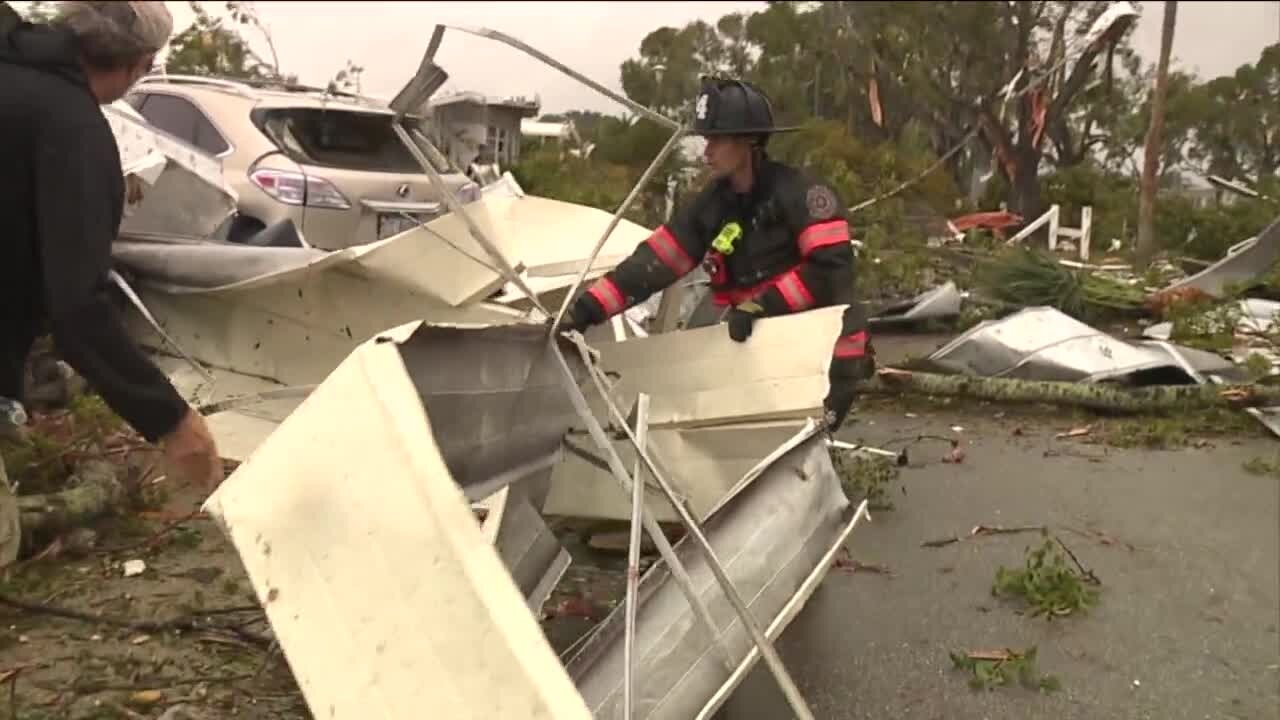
[377,213,429,240]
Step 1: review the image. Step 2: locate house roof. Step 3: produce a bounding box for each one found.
[521,119,579,141]
[428,91,541,117]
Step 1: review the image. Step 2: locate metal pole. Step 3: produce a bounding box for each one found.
[551,126,686,332]
[390,123,551,317]
[569,339,817,720]
[623,392,650,720]
[442,25,680,132]
[548,341,735,671]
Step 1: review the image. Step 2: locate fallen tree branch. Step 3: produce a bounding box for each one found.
[0,592,270,647]
[15,460,123,536]
[922,524,1046,548]
[864,368,1280,413]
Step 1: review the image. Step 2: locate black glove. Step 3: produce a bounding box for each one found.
[823,385,856,431]
[555,293,605,334]
[727,301,765,343]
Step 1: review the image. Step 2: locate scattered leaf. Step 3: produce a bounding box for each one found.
[130,634,151,645]
[122,559,146,577]
[128,690,164,707]
[1055,426,1092,439]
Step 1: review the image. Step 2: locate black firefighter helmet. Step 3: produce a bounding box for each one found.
[691,76,799,141]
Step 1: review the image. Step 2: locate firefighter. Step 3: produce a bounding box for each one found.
[559,76,874,429]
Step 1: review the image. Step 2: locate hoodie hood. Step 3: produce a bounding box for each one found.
[0,13,89,89]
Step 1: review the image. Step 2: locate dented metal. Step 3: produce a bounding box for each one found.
[563,424,865,720]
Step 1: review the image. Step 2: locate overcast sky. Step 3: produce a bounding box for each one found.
[17,1,1280,114]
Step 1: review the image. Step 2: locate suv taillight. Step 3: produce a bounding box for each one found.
[249,168,351,210]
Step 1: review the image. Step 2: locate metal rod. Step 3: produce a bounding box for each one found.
[108,270,215,385]
[551,126,686,332]
[443,25,680,131]
[696,500,872,720]
[569,337,816,720]
[624,392,650,720]
[195,384,319,417]
[390,123,551,316]
[548,339,735,671]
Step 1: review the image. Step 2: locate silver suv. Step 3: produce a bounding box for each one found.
[124,75,478,250]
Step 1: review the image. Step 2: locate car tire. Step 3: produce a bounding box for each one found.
[226,215,267,244]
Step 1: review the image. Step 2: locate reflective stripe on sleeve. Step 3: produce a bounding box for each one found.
[645,226,697,275]
[834,330,868,359]
[587,277,627,317]
[774,270,816,312]
[797,220,850,256]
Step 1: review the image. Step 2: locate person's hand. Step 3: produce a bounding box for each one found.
[727,301,765,342]
[553,295,602,335]
[160,407,223,493]
[125,173,146,206]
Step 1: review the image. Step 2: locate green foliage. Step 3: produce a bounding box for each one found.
[511,145,632,219]
[1242,455,1280,479]
[165,1,281,80]
[512,113,696,229]
[992,535,1100,619]
[949,646,1062,693]
[974,247,1147,323]
[829,447,900,511]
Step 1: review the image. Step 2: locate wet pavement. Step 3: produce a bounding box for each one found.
[718,408,1280,720]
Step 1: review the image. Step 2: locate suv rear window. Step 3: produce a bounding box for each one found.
[253,108,448,173]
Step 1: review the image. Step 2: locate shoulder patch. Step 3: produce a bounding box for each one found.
[805,185,838,221]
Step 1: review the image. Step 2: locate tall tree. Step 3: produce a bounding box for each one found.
[1186,43,1280,181]
[165,1,283,80]
[1136,0,1178,268]
[620,2,1139,216]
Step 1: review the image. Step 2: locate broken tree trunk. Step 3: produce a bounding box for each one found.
[13,460,123,545]
[863,368,1280,414]
[1,458,18,567]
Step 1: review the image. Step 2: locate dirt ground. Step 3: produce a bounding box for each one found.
[2,333,1277,719]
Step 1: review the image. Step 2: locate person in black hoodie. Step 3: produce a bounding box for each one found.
[0,1,222,490]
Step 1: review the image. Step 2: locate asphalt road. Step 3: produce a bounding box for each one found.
[719,407,1280,720]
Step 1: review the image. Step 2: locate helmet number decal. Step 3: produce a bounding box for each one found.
[696,93,709,120]
[806,185,838,220]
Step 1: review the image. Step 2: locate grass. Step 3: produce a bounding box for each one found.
[992,534,1100,619]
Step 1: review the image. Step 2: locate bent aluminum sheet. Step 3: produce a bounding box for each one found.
[202,321,592,720]
[870,281,964,325]
[545,420,808,523]
[590,305,848,429]
[118,243,527,389]
[1159,215,1280,298]
[393,322,592,501]
[929,306,1237,383]
[107,102,238,239]
[120,164,239,239]
[112,192,651,308]
[563,424,863,719]
[931,306,1279,440]
[476,483,571,613]
[106,102,230,195]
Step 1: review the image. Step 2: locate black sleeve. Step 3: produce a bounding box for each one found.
[578,187,713,321]
[756,177,859,316]
[756,175,872,369]
[35,119,189,443]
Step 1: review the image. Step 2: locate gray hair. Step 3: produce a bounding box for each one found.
[53,1,173,69]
